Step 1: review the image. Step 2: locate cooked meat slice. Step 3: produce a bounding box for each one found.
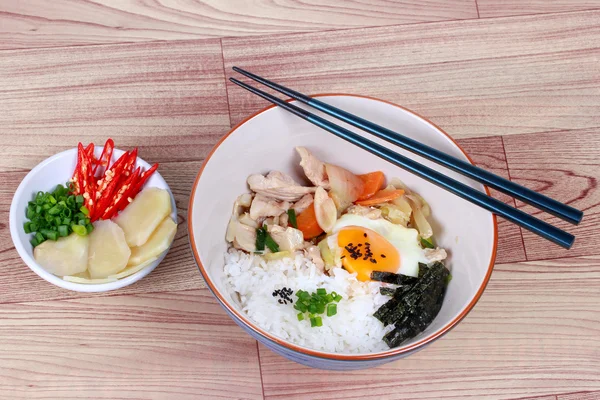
[267,225,304,252]
[296,147,329,189]
[247,171,315,202]
[249,194,290,220]
[424,248,447,262]
[305,245,325,272]
[292,193,314,214]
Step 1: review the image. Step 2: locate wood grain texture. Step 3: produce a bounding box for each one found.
[222,10,600,139]
[258,256,600,400]
[0,0,478,50]
[0,39,231,303]
[503,129,600,261]
[0,289,263,399]
[477,0,600,18]
[0,39,230,171]
[456,136,526,263]
[558,391,600,400]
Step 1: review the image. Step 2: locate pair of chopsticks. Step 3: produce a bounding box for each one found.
[229,67,582,249]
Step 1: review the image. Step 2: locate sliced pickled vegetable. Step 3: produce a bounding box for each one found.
[87,219,131,279]
[127,217,177,267]
[33,233,89,276]
[114,187,172,247]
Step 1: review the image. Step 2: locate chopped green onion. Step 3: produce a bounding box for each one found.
[420,236,435,249]
[255,227,266,251]
[327,303,337,317]
[29,222,38,232]
[62,217,71,225]
[35,232,45,244]
[308,303,317,314]
[86,223,94,234]
[80,206,90,216]
[58,225,69,237]
[71,224,87,236]
[45,230,58,241]
[48,195,57,204]
[297,313,304,321]
[316,303,325,314]
[23,222,32,234]
[310,317,318,327]
[314,316,322,327]
[287,209,298,229]
[264,232,280,253]
[316,288,327,296]
[324,294,333,303]
[35,205,42,214]
[334,294,342,302]
[75,195,84,205]
[30,237,39,247]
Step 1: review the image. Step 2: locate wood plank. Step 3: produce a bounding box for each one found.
[511,397,556,400]
[0,40,230,171]
[0,289,263,400]
[478,1,600,18]
[258,256,600,399]
[222,10,600,139]
[558,391,600,400]
[456,136,526,263]
[0,0,478,50]
[0,39,230,303]
[503,128,600,260]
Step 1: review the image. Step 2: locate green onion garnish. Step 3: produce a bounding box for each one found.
[264,232,280,253]
[297,313,304,321]
[255,226,267,251]
[287,209,298,229]
[327,303,337,317]
[316,288,326,295]
[71,224,87,236]
[80,205,90,216]
[420,236,435,249]
[334,294,342,302]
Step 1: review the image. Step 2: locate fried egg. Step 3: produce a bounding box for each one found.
[330,214,427,281]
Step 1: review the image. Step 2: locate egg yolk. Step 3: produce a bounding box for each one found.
[337,226,400,282]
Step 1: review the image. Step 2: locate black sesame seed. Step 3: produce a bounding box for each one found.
[363,233,367,237]
[381,254,386,258]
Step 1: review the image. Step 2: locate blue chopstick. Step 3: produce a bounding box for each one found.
[229,77,574,249]
[232,66,583,226]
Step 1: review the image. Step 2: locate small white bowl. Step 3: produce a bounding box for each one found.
[189,94,498,370]
[9,147,177,293]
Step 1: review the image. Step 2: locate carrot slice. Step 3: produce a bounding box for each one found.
[357,171,385,201]
[355,189,405,206]
[296,202,324,240]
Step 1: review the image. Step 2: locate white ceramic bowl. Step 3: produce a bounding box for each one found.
[189,94,497,370]
[10,147,177,293]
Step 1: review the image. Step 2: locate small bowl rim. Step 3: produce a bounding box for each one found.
[9,147,176,293]
[188,93,498,361]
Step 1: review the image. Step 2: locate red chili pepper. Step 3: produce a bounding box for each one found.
[80,146,96,217]
[72,143,88,196]
[92,138,114,176]
[84,143,94,158]
[124,163,159,209]
[91,152,129,221]
[101,167,141,220]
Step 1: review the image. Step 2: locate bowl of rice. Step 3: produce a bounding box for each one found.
[188,94,497,370]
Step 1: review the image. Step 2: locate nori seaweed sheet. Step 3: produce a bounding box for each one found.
[379,287,397,296]
[371,271,418,285]
[375,261,450,348]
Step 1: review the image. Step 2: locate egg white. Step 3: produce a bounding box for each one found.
[331,214,427,278]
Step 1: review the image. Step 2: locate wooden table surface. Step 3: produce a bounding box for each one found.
[1,1,599,399]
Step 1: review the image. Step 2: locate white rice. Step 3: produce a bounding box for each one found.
[224,249,394,353]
